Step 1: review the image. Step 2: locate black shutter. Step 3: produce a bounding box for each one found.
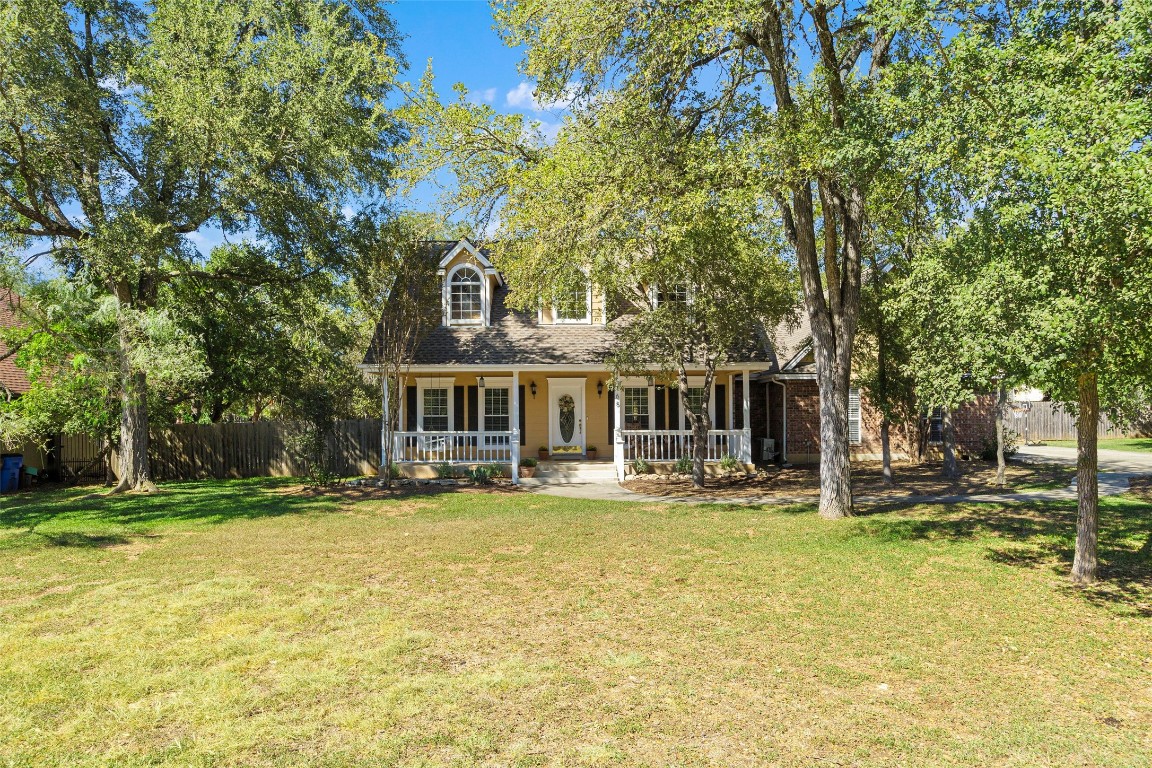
[715,384,727,430]
[453,386,465,430]
[519,385,526,445]
[668,388,680,430]
[467,386,479,431]
[608,389,615,432]
[655,386,666,430]
[406,386,417,430]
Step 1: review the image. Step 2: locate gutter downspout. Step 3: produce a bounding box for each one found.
[772,379,788,464]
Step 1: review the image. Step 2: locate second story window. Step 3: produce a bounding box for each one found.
[554,280,591,323]
[449,266,483,324]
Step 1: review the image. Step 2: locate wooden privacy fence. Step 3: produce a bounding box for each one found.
[149,419,382,480]
[60,419,382,482]
[1007,401,1145,441]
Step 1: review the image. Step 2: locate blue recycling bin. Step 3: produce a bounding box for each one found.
[1,454,22,493]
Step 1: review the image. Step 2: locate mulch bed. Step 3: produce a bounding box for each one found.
[622,460,1075,500]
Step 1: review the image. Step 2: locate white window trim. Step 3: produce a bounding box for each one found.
[444,263,488,327]
[620,383,654,432]
[648,283,695,308]
[415,377,455,432]
[480,378,513,444]
[552,280,593,324]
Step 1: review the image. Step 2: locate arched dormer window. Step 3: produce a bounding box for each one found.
[448,265,483,325]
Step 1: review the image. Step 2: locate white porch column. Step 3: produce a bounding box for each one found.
[613,385,626,481]
[742,369,753,464]
[380,371,389,474]
[728,372,735,431]
[511,370,521,484]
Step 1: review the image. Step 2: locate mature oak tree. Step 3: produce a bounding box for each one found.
[0,0,402,490]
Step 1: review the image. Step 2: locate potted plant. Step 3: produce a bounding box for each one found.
[538,446,549,460]
[519,457,538,478]
[585,445,598,460]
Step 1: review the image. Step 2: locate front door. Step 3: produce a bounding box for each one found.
[549,378,585,455]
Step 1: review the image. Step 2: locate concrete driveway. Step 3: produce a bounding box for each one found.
[1014,443,1151,499]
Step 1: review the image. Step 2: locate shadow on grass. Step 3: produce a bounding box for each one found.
[853,496,1152,617]
[0,478,517,543]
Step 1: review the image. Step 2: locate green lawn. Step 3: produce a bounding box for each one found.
[1,481,1150,767]
[1045,437,1152,453]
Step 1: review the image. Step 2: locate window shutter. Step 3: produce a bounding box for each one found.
[715,384,727,430]
[454,386,465,430]
[654,387,666,430]
[467,386,478,431]
[405,386,417,431]
[518,385,526,445]
[608,390,615,433]
[848,387,861,444]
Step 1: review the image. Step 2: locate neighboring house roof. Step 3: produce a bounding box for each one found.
[0,290,30,395]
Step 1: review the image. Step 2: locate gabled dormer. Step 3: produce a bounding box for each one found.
[437,239,502,327]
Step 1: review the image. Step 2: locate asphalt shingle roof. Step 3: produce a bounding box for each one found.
[0,290,30,395]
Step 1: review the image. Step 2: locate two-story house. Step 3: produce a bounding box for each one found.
[361,238,995,483]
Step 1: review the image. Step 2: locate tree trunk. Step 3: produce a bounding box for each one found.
[111,312,156,493]
[941,407,958,480]
[995,384,1007,487]
[691,414,709,488]
[1071,371,1099,585]
[881,418,893,486]
[816,360,853,518]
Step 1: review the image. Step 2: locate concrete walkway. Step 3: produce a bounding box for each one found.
[526,444,1150,506]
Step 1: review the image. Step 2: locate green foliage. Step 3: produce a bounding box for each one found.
[980,430,1019,463]
[719,454,741,473]
[467,465,494,485]
[519,457,538,468]
[673,455,692,475]
[435,462,455,479]
[632,457,652,475]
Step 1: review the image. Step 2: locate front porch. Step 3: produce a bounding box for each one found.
[380,367,759,483]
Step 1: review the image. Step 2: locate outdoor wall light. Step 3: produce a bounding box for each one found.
[646,376,654,386]
[530,380,537,398]
[478,376,485,388]
[596,380,604,398]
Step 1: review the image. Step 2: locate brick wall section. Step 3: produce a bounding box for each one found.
[950,394,998,457]
[785,381,821,461]
[779,381,998,463]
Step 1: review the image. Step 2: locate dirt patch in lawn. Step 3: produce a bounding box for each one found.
[622,460,1074,500]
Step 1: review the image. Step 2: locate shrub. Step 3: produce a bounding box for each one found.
[486,463,507,478]
[519,457,538,468]
[979,428,1020,462]
[435,461,455,479]
[632,457,652,475]
[467,465,494,485]
[674,455,693,474]
[719,454,741,472]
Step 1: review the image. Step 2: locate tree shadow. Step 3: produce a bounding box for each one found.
[37,531,133,548]
[853,496,1152,617]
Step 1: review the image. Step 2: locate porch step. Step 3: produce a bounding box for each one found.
[524,461,619,485]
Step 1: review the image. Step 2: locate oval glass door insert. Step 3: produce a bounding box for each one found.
[558,394,576,442]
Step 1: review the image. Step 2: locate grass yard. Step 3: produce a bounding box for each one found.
[1,481,1150,767]
[1045,437,1152,453]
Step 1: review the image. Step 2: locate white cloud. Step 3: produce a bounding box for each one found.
[341,205,356,220]
[506,81,576,112]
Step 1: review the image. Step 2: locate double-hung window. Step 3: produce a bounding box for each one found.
[554,280,591,323]
[483,387,510,445]
[927,406,944,444]
[449,266,483,324]
[683,386,706,429]
[422,388,449,432]
[623,387,650,430]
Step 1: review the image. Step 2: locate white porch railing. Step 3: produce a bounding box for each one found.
[392,431,516,464]
[617,429,750,464]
